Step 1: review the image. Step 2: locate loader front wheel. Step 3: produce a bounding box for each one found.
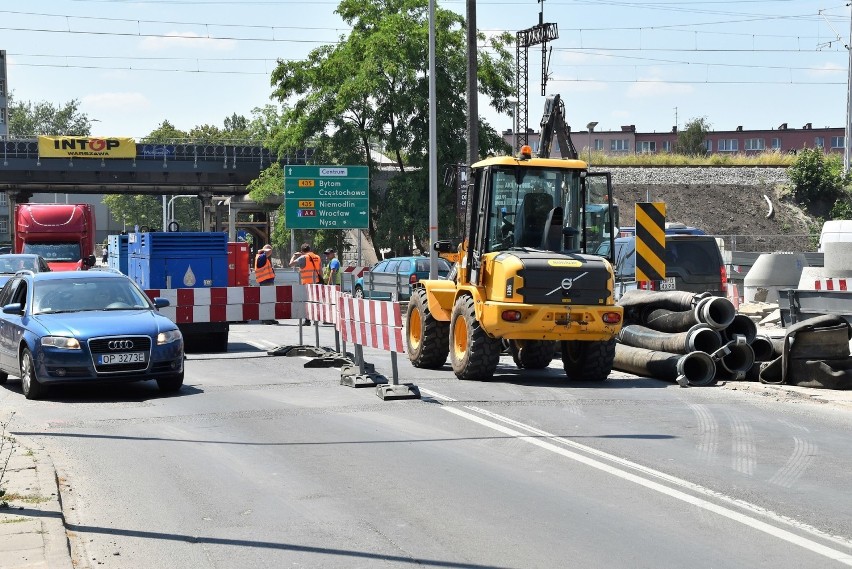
[561,339,616,382]
[450,295,501,380]
[510,340,556,369]
[406,288,449,369]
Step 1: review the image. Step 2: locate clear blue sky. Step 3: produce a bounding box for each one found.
[2,0,849,139]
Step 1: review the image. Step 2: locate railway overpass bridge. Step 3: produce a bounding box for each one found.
[1,138,312,241]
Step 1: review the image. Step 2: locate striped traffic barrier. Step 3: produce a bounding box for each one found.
[337,295,419,400]
[145,285,305,323]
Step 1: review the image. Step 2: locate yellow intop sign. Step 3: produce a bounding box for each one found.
[37,136,137,159]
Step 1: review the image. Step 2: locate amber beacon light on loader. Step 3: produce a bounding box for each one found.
[406,99,623,381]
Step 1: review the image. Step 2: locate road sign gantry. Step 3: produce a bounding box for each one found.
[284,165,370,229]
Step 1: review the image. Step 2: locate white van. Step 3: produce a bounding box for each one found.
[818,220,852,252]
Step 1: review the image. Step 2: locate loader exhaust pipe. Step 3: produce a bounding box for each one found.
[614,343,717,387]
[618,324,722,354]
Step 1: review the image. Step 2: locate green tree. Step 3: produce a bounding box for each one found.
[141,120,188,143]
[7,93,92,136]
[676,117,711,156]
[788,147,849,216]
[263,0,515,257]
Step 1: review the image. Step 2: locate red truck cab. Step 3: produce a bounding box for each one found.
[14,203,97,271]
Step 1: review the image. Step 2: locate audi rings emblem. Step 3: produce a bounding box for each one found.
[108,340,134,350]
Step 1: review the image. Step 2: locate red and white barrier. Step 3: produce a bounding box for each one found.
[338,296,405,353]
[727,283,740,311]
[813,278,850,291]
[144,285,306,323]
[342,265,369,279]
[305,284,340,324]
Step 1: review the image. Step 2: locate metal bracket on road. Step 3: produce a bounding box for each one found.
[305,352,355,368]
[340,362,381,387]
[376,383,421,400]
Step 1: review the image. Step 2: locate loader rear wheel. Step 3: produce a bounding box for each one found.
[406,288,449,369]
[561,339,616,382]
[449,295,501,380]
[510,340,556,369]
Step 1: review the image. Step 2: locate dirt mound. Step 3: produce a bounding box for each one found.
[615,183,818,252]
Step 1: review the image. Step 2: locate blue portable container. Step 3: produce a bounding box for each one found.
[127,232,228,289]
[107,234,129,275]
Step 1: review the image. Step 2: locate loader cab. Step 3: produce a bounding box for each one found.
[465,154,615,270]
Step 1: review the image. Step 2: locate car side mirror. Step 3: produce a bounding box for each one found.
[153,298,170,309]
[2,303,23,315]
[433,240,454,253]
[84,255,97,268]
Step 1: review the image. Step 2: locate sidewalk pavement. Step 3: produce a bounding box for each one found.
[0,437,73,569]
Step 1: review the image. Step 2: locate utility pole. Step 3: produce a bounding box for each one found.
[846,6,852,173]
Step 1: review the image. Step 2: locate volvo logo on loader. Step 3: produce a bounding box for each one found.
[546,272,588,295]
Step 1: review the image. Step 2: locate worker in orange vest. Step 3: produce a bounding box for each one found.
[254,244,277,324]
[289,243,322,325]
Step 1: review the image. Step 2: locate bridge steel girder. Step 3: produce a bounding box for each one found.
[0,157,260,196]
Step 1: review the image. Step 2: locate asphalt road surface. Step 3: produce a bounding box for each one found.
[2,321,852,569]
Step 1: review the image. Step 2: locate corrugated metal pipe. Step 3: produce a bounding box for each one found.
[618,323,723,354]
[614,343,717,387]
[721,314,758,344]
[642,296,736,333]
[713,340,756,381]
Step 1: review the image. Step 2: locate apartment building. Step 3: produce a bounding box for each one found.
[505,123,845,157]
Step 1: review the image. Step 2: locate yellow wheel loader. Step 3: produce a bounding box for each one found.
[406,98,623,381]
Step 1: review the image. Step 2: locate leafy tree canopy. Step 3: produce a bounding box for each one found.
[7,93,92,136]
[676,117,711,156]
[789,147,850,217]
[264,0,515,257]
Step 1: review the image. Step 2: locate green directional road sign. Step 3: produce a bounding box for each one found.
[283,165,370,229]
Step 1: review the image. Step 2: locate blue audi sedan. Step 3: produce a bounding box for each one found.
[0,270,184,400]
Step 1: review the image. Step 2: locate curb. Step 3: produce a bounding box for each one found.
[32,443,74,569]
[0,436,74,569]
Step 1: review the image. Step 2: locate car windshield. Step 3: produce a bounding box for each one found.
[0,257,37,274]
[23,242,81,263]
[32,278,153,314]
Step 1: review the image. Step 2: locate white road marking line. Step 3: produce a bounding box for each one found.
[418,388,852,564]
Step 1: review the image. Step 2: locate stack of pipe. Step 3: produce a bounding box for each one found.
[614,289,759,386]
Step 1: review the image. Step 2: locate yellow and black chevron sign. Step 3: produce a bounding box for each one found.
[635,202,666,282]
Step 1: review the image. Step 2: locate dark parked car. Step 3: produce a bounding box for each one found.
[606,235,727,297]
[0,270,184,399]
[353,256,452,300]
[0,254,51,288]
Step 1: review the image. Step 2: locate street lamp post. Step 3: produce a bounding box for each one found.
[586,121,598,165]
[507,97,519,154]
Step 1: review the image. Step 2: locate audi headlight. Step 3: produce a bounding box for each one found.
[157,329,182,345]
[41,336,81,350]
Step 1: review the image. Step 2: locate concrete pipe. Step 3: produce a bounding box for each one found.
[721,314,758,344]
[618,323,723,355]
[750,335,776,362]
[717,341,755,375]
[693,296,736,330]
[614,343,717,387]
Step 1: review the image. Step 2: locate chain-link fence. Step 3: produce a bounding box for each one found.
[711,233,819,254]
